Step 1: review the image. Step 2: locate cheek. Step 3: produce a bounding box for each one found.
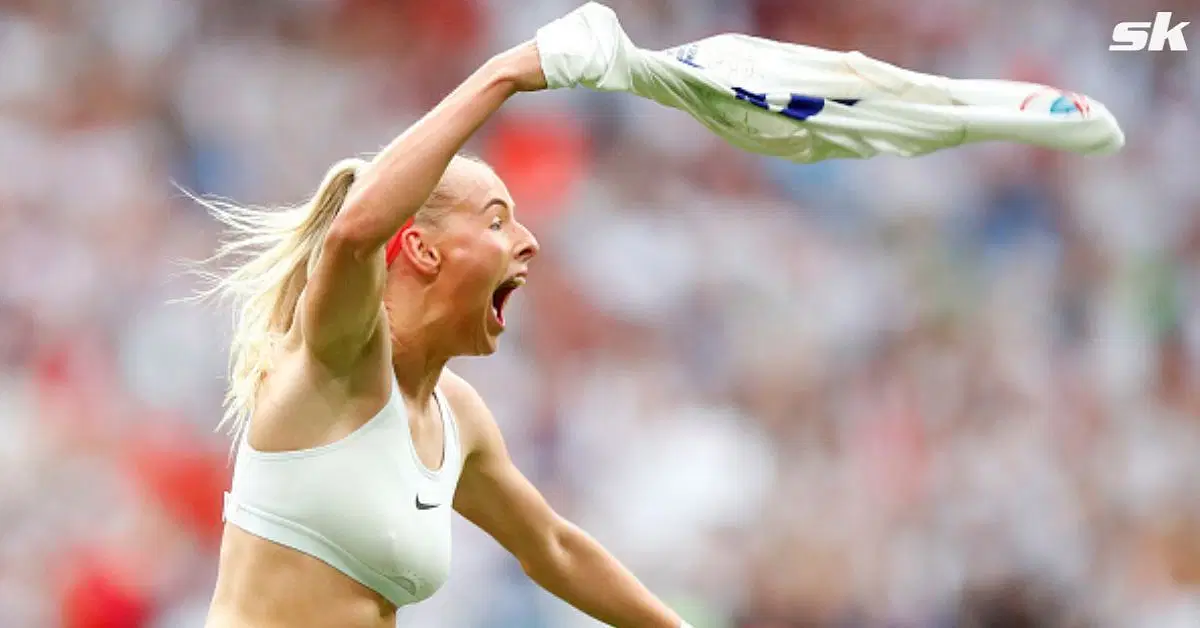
[443,237,504,286]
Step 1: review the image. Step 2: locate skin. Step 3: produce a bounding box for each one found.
[204,42,683,628]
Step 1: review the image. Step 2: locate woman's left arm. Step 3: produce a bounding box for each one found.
[442,372,684,628]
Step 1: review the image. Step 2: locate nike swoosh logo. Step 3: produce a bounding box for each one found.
[415,495,440,511]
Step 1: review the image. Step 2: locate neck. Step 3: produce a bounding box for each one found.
[386,283,456,405]
[392,345,447,405]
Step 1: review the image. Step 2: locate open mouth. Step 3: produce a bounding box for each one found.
[490,275,526,327]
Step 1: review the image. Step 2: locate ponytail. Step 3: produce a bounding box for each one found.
[188,158,365,440]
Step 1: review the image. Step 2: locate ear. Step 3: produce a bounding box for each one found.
[400,228,441,276]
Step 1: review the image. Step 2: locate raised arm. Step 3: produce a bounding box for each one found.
[443,372,685,628]
[300,43,547,370]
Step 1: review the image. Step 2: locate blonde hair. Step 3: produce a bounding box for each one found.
[189,158,364,440]
[190,153,491,442]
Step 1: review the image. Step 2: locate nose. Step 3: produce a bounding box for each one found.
[514,223,539,263]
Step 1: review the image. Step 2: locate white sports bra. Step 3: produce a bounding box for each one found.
[223,379,464,607]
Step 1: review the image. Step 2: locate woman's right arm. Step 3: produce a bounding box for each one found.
[301,42,547,370]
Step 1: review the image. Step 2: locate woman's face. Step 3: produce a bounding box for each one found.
[395,159,539,356]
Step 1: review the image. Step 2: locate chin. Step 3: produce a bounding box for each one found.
[458,324,501,357]
[460,337,499,358]
[479,326,504,355]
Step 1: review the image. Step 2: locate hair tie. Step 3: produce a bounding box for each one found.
[384,217,416,268]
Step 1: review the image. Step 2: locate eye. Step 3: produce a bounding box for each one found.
[490,216,504,231]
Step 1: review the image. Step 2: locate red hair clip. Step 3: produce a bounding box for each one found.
[384,217,415,268]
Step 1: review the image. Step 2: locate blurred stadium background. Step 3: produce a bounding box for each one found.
[1,0,1198,626]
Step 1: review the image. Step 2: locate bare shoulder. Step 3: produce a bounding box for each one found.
[438,369,502,458]
[437,368,482,409]
[245,331,391,453]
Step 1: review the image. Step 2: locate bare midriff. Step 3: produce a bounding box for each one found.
[204,525,397,628]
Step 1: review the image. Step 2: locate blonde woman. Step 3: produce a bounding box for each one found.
[200,40,687,628]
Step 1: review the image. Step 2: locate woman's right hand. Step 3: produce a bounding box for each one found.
[491,40,548,93]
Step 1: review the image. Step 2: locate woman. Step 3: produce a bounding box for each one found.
[199,38,688,628]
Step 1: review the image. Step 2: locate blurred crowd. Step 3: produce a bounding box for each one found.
[1,0,1198,626]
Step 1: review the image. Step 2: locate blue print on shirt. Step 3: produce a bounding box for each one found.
[733,87,860,121]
